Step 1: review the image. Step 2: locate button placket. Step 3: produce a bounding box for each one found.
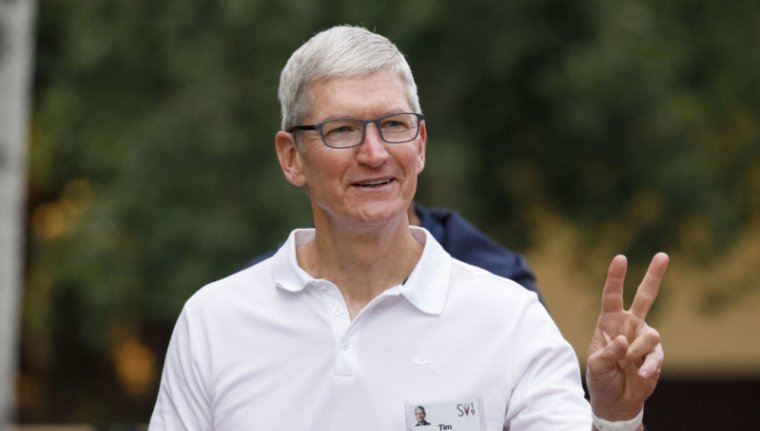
[330,301,344,317]
[323,286,360,376]
[334,331,358,376]
[314,281,351,345]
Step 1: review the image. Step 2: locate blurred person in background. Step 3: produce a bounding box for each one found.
[150,25,669,430]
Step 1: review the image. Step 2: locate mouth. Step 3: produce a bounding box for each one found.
[353,178,394,188]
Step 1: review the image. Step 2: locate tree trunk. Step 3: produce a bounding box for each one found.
[0,0,37,428]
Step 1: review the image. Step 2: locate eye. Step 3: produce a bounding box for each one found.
[323,120,361,137]
[381,113,416,131]
[380,119,410,131]
[382,120,405,128]
[329,125,357,134]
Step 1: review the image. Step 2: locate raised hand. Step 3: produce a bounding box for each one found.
[586,252,670,421]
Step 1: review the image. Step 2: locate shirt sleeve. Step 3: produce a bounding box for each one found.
[149,302,212,431]
[504,297,592,430]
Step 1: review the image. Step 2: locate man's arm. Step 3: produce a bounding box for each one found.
[150,303,212,430]
[503,294,593,430]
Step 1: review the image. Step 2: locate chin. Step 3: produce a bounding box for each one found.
[349,202,409,226]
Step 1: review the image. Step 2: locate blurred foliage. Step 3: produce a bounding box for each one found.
[19,0,760,424]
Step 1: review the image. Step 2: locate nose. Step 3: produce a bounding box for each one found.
[355,123,389,167]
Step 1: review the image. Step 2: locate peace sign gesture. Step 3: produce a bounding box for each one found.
[586,252,670,423]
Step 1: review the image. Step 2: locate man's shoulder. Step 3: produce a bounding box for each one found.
[185,261,273,312]
[446,257,541,310]
[415,203,539,295]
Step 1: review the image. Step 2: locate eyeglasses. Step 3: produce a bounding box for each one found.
[289,112,424,149]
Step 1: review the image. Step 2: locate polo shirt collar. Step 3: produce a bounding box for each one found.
[398,227,451,315]
[270,229,317,293]
[269,227,452,315]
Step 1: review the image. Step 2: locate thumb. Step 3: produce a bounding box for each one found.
[590,334,629,373]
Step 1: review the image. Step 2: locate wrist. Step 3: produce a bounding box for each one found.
[590,399,644,421]
[592,409,643,431]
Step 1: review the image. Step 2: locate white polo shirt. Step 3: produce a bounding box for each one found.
[150,227,592,430]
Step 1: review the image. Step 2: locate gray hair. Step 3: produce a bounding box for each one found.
[278,25,422,131]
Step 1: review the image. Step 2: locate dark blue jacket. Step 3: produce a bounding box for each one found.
[413,203,542,304]
[246,203,542,304]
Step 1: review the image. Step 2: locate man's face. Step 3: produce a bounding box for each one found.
[282,69,426,230]
[415,408,425,423]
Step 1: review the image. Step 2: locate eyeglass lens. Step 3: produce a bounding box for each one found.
[322,113,420,148]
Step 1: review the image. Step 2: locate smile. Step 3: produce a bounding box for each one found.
[354,179,393,187]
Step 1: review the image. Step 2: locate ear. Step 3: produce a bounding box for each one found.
[416,121,427,174]
[275,131,306,187]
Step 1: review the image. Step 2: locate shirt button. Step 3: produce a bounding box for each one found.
[331,305,343,316]
[340,340,350,350]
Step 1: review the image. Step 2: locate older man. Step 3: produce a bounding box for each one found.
[150,25,668,431]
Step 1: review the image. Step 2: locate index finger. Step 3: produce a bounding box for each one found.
[601,254,628,315]
[630,252,670,319]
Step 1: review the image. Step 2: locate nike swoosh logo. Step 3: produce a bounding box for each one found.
[412,355,442,366]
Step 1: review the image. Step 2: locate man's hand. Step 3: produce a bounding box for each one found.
[586,252,670,421]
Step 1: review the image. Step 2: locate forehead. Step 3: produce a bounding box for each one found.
[305,70,411,121]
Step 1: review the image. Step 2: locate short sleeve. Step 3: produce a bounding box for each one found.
[504,298,592,430]
[149,302,212,431]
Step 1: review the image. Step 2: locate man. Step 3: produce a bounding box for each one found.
[414,406,431,426]
[150,25,668,430]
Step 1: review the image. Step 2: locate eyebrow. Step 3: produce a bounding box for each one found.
[318,109,414,123]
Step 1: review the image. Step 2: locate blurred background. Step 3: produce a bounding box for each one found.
[2,0,759,429]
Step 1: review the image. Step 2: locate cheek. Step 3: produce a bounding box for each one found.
[302,153,347,188]
[402,159,420,193]
[403,149,424,176]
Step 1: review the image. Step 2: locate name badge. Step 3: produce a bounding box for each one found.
[405,396,485,431]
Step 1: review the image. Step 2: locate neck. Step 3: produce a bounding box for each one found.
[297,216,423,319]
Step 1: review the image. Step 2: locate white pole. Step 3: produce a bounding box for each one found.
[0,0,37,428]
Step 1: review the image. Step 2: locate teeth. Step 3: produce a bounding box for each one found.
[357,179,390,186]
